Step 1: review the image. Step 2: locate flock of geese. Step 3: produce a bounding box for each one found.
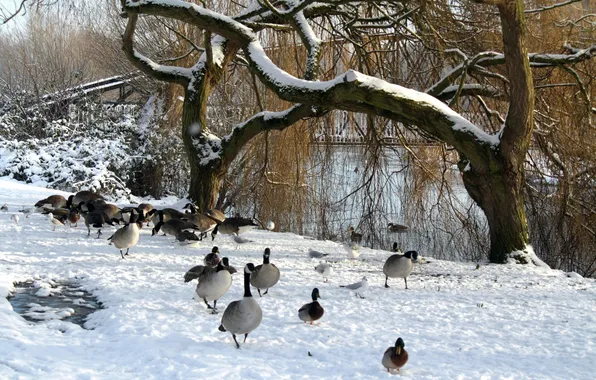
[8,190,417,373]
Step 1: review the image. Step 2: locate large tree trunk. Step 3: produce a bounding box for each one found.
[460,157,529,263]
[181,88,225,212]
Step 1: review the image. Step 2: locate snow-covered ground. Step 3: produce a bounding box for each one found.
[0,177,594,379]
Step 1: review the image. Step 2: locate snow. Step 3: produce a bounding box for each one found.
[0,178,595,379]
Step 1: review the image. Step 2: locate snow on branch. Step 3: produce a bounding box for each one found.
[122,13,192,86]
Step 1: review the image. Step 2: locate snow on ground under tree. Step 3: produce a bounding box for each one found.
[0,178,594,379]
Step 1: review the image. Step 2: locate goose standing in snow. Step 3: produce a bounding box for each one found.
[382,337,408,373]
[250,248,280,296]
[107,210,142,259]
[348,226,363,244]
[339,276,369,298]
[189,259,233,313]
[383,249,418,289]
[314,262,333,283]
[298,288,324,325]
[80,202,116,238]
[218,263,262,348]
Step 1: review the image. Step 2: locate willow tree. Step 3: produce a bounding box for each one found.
[120,0,595,263]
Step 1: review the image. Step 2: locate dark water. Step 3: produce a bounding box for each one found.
[7,281,102,329]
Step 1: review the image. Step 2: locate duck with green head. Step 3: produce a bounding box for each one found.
[382,337,408,373]
[298,288,324,325]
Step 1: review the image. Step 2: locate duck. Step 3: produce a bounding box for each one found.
[67,191,103,208]
[1,203,8,211]
[190,259,233,313]
[382,337,408,373]
[218,263,262,348]
[298,288,324,325]
[250,248,280,296]
[67,206,80,227]
[209,216,258,240]
[348,226,363,244]
[47,212,65,231]
[35,195,67,210]
[388,222,409,233]
[222,257,237,275]
[107,210,142,259]
[80,202,117,238]
[339,276,369,298]
[383,249,418,289]
[204,246,221,267]
[314,262,333,283]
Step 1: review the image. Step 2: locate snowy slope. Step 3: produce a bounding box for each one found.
[0,178,594,379]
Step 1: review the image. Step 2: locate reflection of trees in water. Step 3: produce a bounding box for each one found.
[302,144,488,262]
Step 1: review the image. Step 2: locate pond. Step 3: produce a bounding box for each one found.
[7,280,102,329]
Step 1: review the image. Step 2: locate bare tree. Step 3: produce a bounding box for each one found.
[119,0,595,264]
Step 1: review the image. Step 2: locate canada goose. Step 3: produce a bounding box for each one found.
[210,216,258,240]
[67,191,103,208]
[205,208,226,223]
[250,248,280,297]
[308,249,328,259]
[193,259,233,313]
[35,195,67,210]
[222,257,237,275]
[383,250,418,289]
[266,220,275,231]
[388,223,409,233]
[347,226,363,244]
[152,218,199,237]
[218,263,262,349]
[382,337,408,373]
[339,276,369,298]
[314,262,333,283]
[11,214,19,226]
[40,206,70,220]
[176,230,200,244]
[107,210,142,259]
[137,203,153,223]
[148,208,185,228]
[182,212,217,240]
[204,246,221,267]
[80,202,116,238]
[90,202,121,220]
[298,288,324,325]
[47,213,65,231]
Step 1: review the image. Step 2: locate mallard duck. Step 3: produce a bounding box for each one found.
[339,276,369,298]
[383,250,418,289]
[388,223,409,233]
[250,248,280,296]
[298,288,324,325]
[218,263,262,348]
[108,210,142,259]
[314,262,333,283]
[204,246,221,267]
[382,337,408,373]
